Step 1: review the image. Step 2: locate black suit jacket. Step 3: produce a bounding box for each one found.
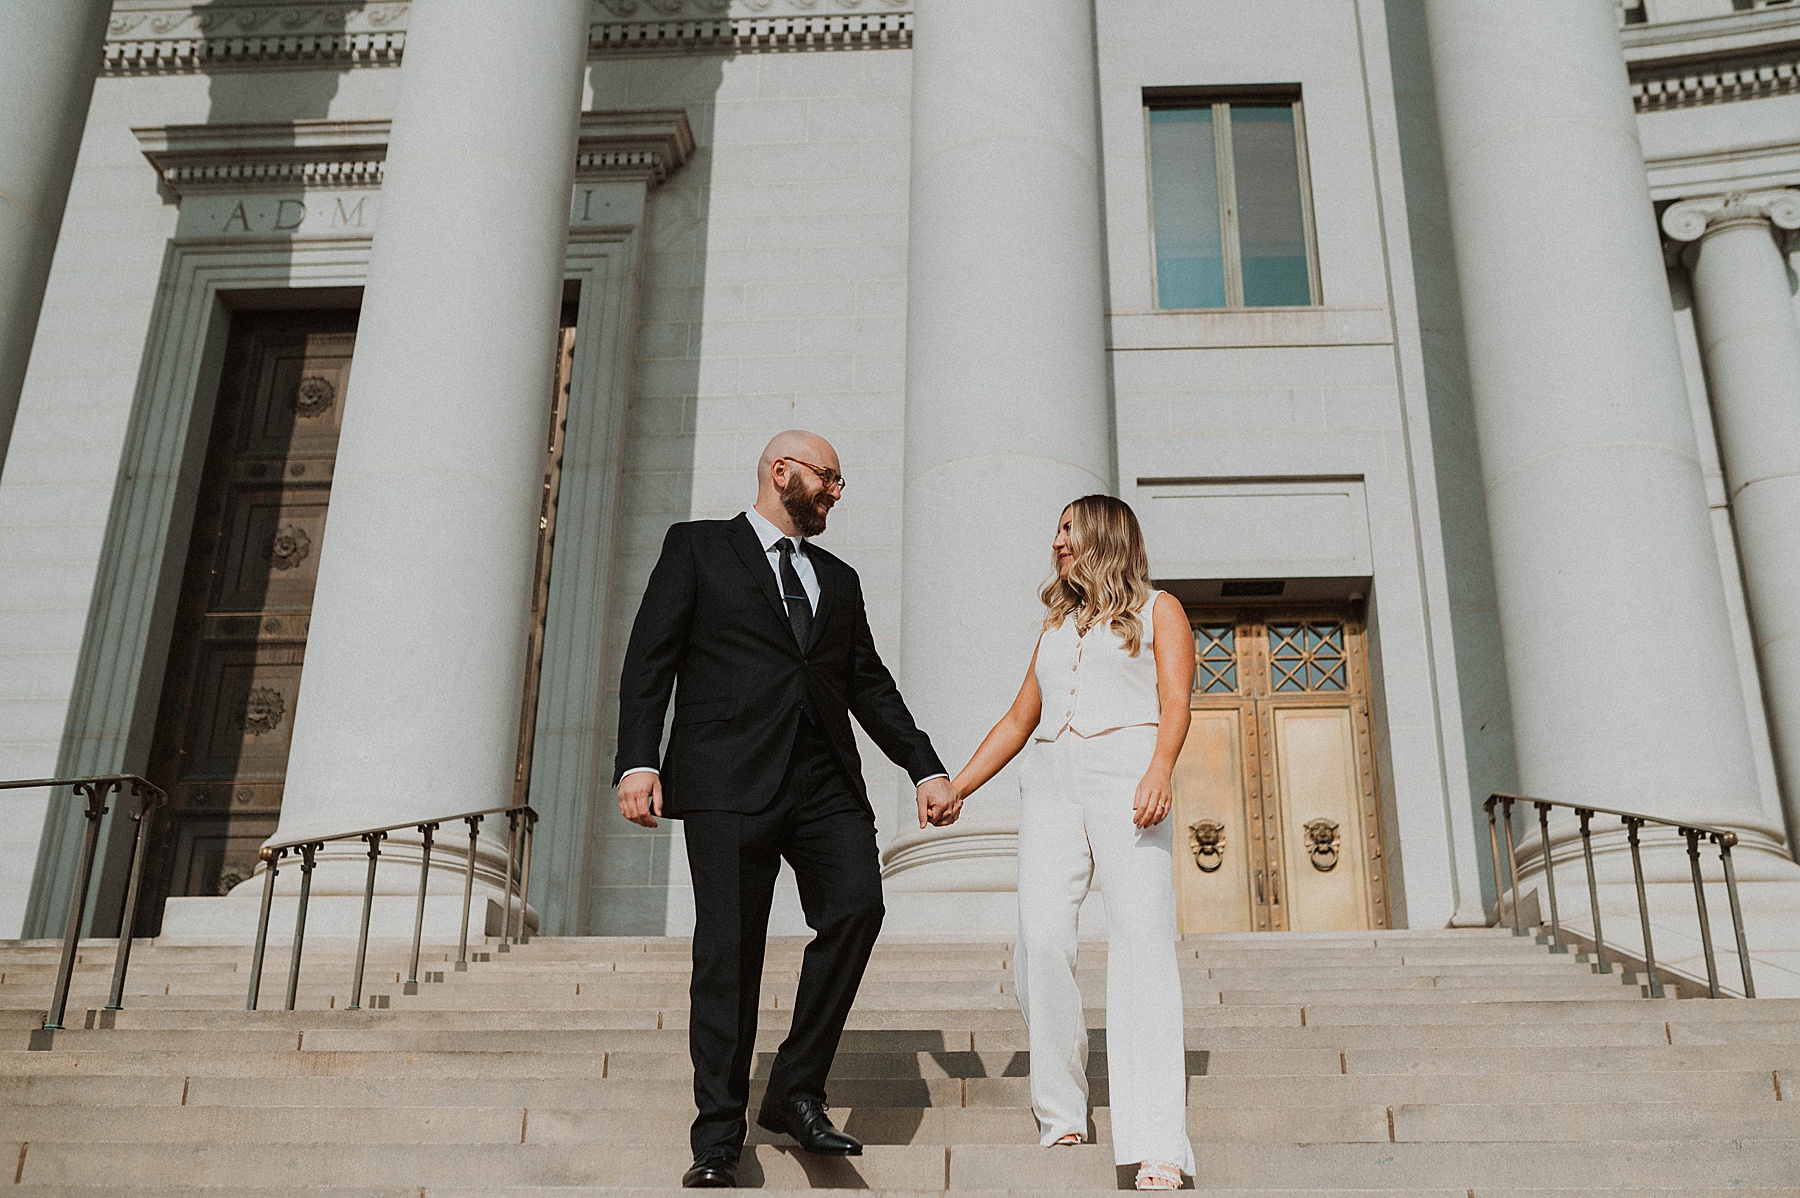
[613,514,945,817]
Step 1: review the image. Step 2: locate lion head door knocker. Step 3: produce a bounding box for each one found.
[1302,818,1342,872]
[1188,820,1227,873]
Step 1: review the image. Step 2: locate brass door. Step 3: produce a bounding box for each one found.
[141,311,576,928]
[1171,610,1387,932]
[144,312,357,909]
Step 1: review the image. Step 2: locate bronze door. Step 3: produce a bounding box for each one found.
[142,311,577,928]
[1171,609,1388,933]
[144,312,357,909]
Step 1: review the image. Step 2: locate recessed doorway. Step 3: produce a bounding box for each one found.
[1170,606,1388,932]
[137,305,576,929]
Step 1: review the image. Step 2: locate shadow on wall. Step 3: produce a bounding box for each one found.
[574,52,726,936]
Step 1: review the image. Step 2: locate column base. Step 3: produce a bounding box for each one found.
[1506,849,1800,997]
[157,892,536,945]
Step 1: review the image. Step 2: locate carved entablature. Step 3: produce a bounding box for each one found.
[103,0,911,74]
[1662,189,1800,257]
[1624,5,1800,112]
[105,1,408,74]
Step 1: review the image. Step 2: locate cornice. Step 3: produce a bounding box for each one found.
[575,110,696,185]
[133,119,389,193]
[1623,7,1800,111]
[133,109,695,198]
[101,0,910,74]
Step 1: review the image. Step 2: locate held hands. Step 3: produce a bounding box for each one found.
[915,776,962,829]
[618,771,663,829]
[1133,768,1174,829]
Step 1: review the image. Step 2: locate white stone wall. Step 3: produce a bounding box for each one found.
[584,48,915,933]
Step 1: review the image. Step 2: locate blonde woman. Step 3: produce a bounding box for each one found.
[951,495,1195,1191]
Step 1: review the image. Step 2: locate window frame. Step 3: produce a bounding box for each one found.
[1142,88,1323,311]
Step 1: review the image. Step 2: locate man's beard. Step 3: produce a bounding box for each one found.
[781,473,831,537]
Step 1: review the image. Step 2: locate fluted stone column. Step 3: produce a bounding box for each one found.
[0,1,111,473]
[263,0,590,904]
[1664,191,1800,843]
[885,0,1113,901]
[1423,1,1783,854]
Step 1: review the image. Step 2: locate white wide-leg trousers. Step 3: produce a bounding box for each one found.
[1015,726,1195,1172]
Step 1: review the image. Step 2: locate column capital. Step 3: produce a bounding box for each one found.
[1663,189,1800,252]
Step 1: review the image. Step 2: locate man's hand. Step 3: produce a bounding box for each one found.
[915,776,962,828]
[618,771,663,829]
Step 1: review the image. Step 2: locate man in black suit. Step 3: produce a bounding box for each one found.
[615,430,961,1188]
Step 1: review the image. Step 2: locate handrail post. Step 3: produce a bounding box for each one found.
[246,848,281,1011]
[1684,827,1721,998]
[284,843,317,1012]
[1500,796,1525,935]
[1486,797,1506,928]
[497,809,521,952]
[106,782,161,1010]
[405,823,436,994]
[1717,833,1756,998]
[1535,802,1565,953]
[46,780,117,1031]
[514,812,535,946]
[346,831,385,1011]
[456,814,481,971]
[1626,818,1663,998]
[1577,809,1610,974]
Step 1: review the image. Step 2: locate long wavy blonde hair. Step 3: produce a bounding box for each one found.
[1040,495,1153,656]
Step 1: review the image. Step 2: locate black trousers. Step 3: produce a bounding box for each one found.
[681,718,885,1159]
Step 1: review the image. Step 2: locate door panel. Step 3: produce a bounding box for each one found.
[1268,705,1367,931]
[1170,608,1386,934]
[1173,706,1254,932]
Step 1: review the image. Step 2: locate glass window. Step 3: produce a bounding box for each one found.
[1145,95,1319,309]
[1148,109,1226,310]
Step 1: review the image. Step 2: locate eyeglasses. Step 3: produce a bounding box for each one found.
[781,457,847,493]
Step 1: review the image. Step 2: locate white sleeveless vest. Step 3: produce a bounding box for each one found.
[1032,591,1163,741]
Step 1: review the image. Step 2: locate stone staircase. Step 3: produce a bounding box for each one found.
[2,926,1798,1195]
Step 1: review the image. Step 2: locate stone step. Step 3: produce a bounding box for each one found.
[4,1099,1794,1146]
[3,1067,1783,1109]
[12,1190,1800,1198]
[5,1046,1794,1088]
[10,1137,1800,1189]
[13,1018,1700,1057]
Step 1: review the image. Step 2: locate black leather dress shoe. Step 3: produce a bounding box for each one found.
[756,1095,863,1156]
[681,1152,737,1188]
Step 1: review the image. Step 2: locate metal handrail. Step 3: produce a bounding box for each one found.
[246,801,538,1012]
[1484,792,1754,1000]
[0,775,166,1031]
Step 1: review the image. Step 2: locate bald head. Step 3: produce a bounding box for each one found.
[755,429,841,538]
[757,429,838,486]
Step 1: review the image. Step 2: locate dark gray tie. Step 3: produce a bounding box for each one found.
[776,538,813,648]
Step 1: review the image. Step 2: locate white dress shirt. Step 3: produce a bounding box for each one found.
[621,508,946,788]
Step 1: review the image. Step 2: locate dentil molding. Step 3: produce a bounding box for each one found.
[134,110,695,198]
[103,0,910,73]
[1663,189,1800,254]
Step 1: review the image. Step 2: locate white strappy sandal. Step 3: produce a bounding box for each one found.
[1050,1132,1084,1146]
[1134,1160,1182,1190]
